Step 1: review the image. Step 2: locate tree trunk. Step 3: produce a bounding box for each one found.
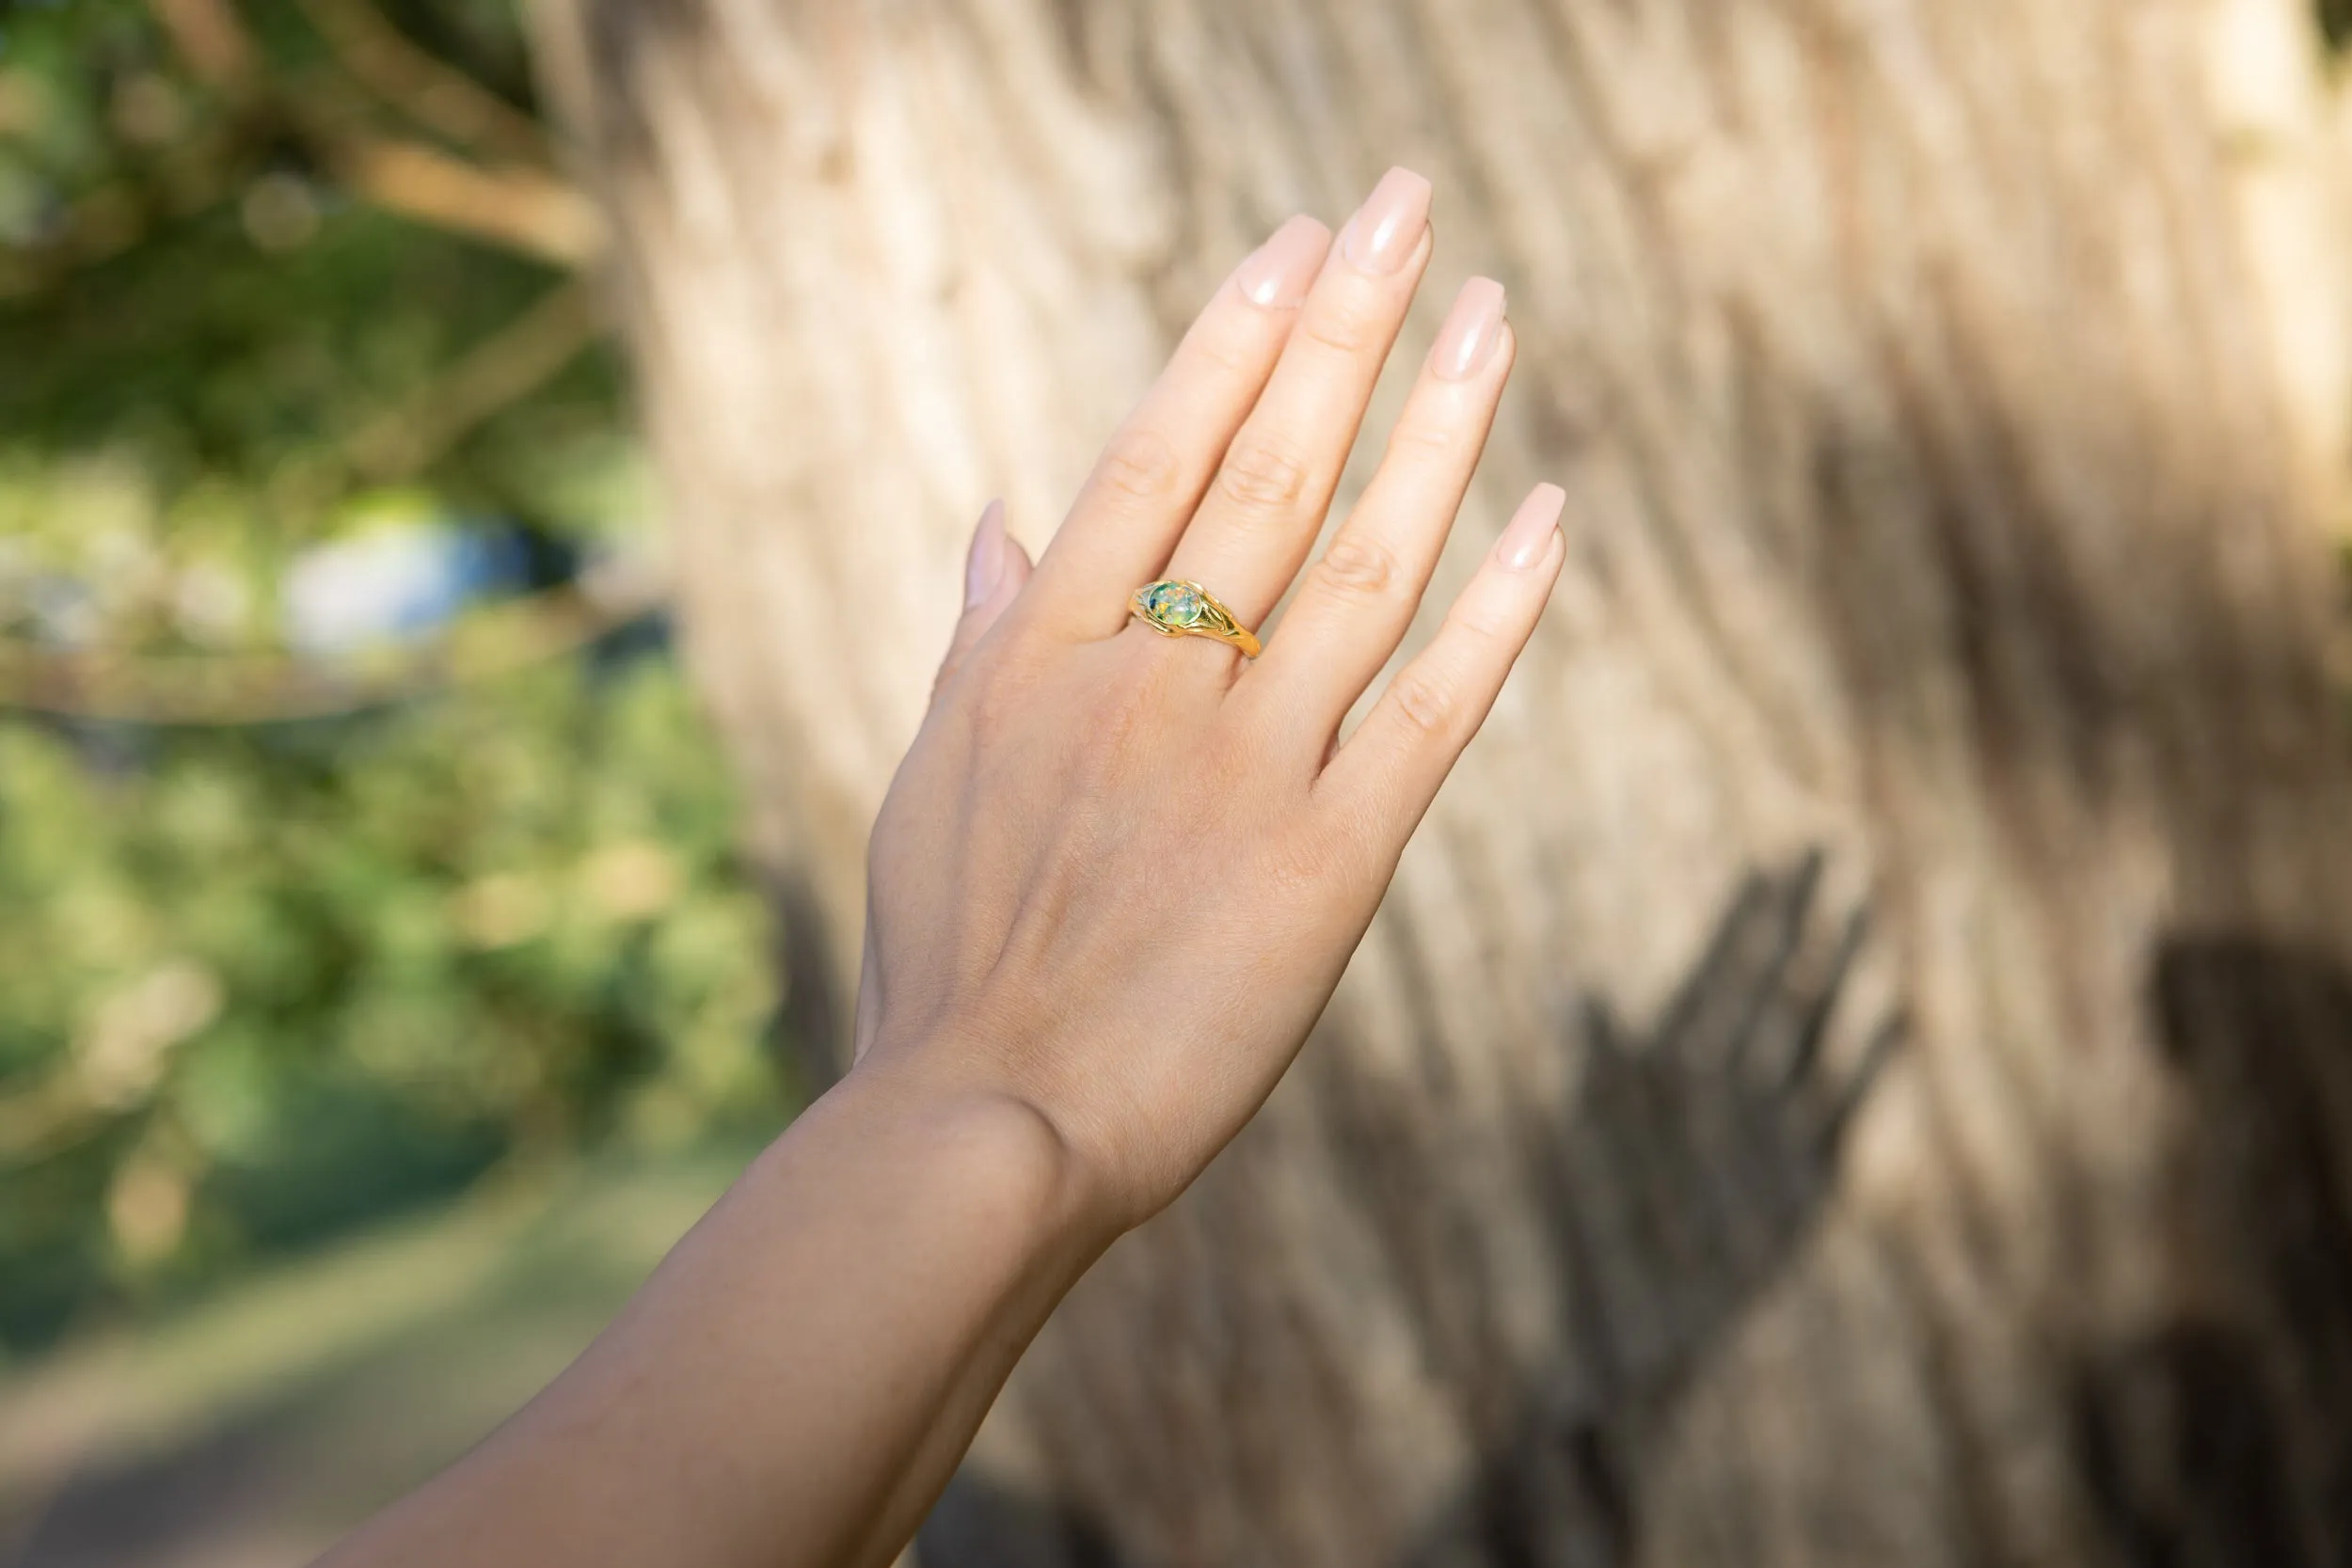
[542,1,2352,1561]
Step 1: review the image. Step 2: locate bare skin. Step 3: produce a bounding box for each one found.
[318,166,1564,1568]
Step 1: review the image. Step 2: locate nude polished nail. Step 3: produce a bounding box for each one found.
[965,499,1008,608]
[1495,483,1566,571]
[1432,277,1506,381]
[1341,166,1433,276]
[1232,216,1331,309]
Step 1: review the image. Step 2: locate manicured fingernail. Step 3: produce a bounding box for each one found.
[964,499,1007,608]
[1341,166,1433,276]
[1232,215,1331,309]
[1495,483,1566,571]
[1432,277,1506,381]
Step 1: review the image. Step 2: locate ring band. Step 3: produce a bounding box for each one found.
[1131,579,1262,658]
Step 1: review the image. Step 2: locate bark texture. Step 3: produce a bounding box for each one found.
[545,1,2352,1562]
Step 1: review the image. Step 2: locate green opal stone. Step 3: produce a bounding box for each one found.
[1145,582,1204,626]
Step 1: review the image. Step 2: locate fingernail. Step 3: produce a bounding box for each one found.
[1432,277,1506,381]
[1341,166,1433,276]
[1494,483,1566,571]
[1232,215,1332,309]
[965,499,1007,608]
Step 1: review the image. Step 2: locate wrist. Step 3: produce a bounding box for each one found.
[833,1045,1123,1259]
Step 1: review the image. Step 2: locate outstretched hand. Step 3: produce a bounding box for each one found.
[855,166,1565,1232]
[319,168,1565,1568]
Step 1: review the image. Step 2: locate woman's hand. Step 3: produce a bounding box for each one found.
[319,169,1565,1568]
[855,166,1565,1234]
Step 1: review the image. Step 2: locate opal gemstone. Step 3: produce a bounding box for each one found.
[1145,582,1204,626]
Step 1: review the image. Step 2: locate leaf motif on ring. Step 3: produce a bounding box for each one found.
[1132,580,1260,657]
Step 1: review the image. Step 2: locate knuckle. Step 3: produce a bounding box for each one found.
[942,617,1034,725]
[1216,436,1311,513]
[1187,747,1253,814]
[961,656,1023,736]
[1258,829,1338,903]
[1388,670,1457,738]
[1386,414,1459,463]
[1268,806,1386,905]
[1186,317,1259,379]
[1075,652,1168,782]
[1091,427,1181,506]
[1452,604,1518,646]
[1301,295,1381,356]
[1314,534,1402,599]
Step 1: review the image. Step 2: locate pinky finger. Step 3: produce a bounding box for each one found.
[1317,483,1565,837]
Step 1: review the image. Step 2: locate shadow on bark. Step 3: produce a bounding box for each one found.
[2070,937,2352,1568]
[1402,853,1901,1568]
[924,855,1902,1568]
[922,1467,1127,1568]
[763,863,848,1099]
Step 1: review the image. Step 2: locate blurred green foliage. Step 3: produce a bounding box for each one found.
[0,0,784,1354]
[0,664,785,1350]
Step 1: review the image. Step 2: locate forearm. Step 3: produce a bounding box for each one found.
[320,1059,1104,1568]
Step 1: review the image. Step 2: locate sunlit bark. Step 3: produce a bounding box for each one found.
[549,1,2352,1560]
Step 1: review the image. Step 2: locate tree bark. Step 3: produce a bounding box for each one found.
[544,1,2352,1562]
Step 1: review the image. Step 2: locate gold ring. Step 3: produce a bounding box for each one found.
[1131,579,1262,658]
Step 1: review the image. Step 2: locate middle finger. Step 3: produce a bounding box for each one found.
[1157,167,1434,634]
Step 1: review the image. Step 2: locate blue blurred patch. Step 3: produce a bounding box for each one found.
[281,518,533,658]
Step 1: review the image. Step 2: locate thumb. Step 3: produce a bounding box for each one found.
[935,499,1033,695]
